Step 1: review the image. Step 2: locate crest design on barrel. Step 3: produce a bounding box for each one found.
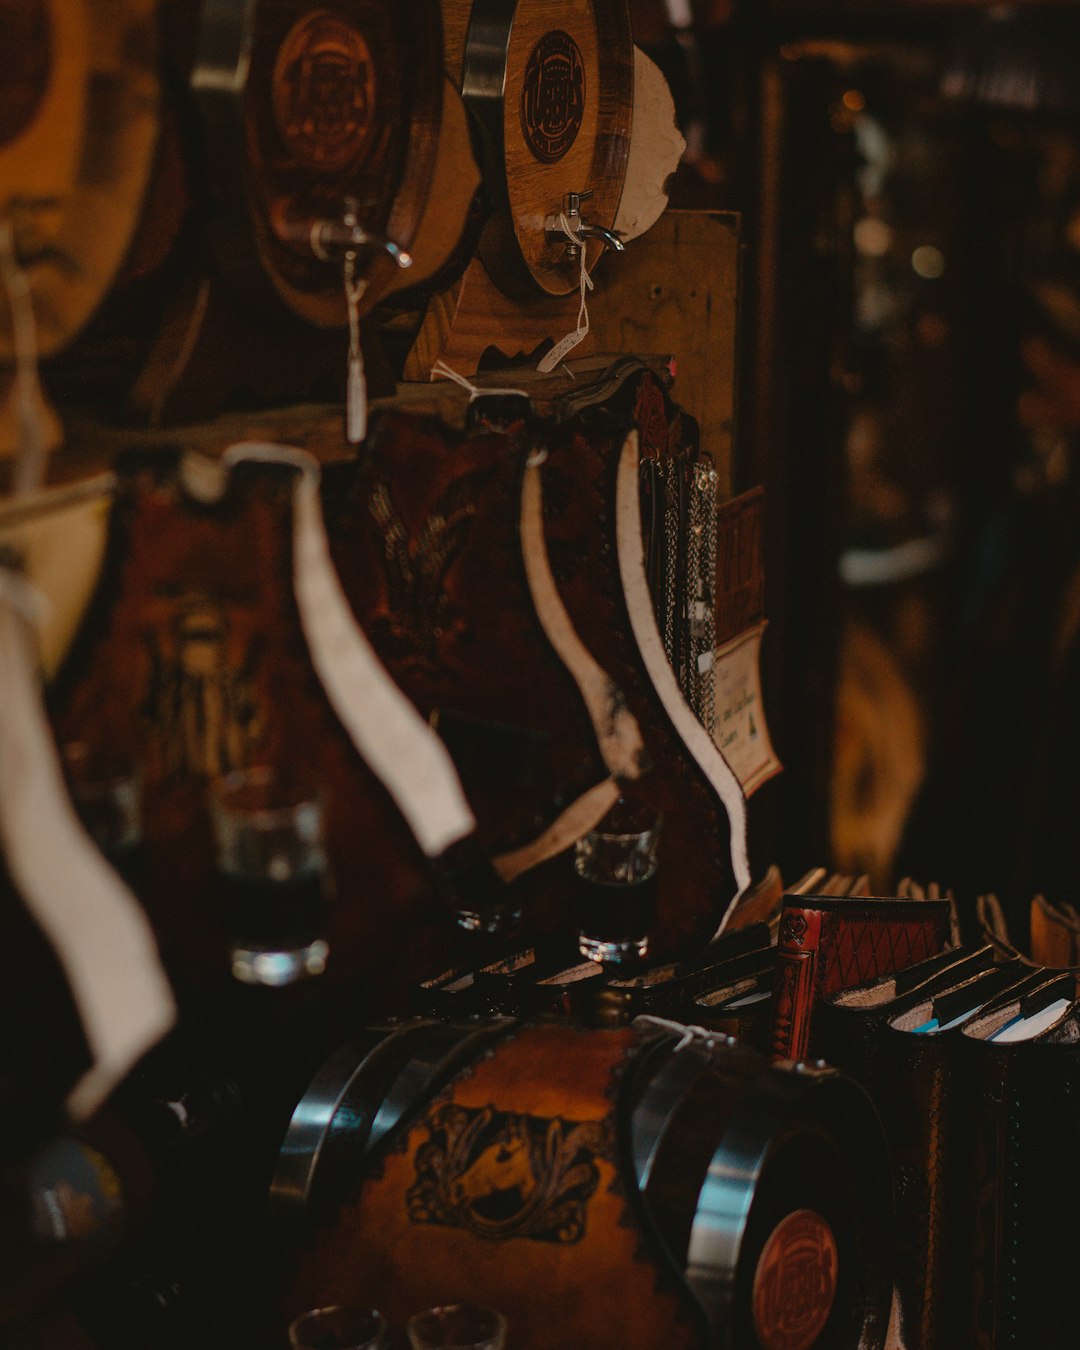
[752,1208,838,1350]
[272,10,378,174]
[520,31,585,164]
[407,1103,609,1243]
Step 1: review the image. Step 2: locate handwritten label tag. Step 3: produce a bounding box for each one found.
[712,620,781,796]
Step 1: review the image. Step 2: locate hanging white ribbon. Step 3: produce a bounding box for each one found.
[430,359,527,402]
[0,569,176,1120]
[220,442,476,858]
[537,213,595,374]
[345,266,368,445]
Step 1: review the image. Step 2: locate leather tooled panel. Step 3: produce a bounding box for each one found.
[818,911,950,996]
[536,413,736,954]
[285,1021,702,1350]
[326,410,616,929]
[48,455,441,1000]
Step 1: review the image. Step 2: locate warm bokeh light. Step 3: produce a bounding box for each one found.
[911,245,946,279]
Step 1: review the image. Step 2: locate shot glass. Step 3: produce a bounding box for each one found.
[288,1306,388,1350]
[572,798,662,964]
[62,742,142,860]
[210,767,331,987]
[406,1304,507,1350]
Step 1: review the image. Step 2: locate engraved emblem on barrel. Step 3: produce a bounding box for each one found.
[520,31,585,164]
[752,1208,839,1350]
[272,10,377,174]
[407,1103,609,1243]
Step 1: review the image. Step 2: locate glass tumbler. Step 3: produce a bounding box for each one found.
[288,1306,388,1350]
[406,1304,507,1350]
[63,741,142,860]
[572,798,662,963]
[210,766,331,987]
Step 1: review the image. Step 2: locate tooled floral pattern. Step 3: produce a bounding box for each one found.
[366,469,488,674]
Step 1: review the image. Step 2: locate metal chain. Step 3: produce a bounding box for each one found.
[686,463,703,703]
[659,461,679,668]
[695,461,718,738]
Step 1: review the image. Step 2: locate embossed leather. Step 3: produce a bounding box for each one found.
[948,972,1080,1349]
[326,408,640,941]
[48,452,445,998]
[285,1021,704,1350]
[769,895,952,1062]
[536,410,744,951]
[848,963,1047,1350]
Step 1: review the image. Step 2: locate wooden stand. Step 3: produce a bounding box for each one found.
[405,208,741,495]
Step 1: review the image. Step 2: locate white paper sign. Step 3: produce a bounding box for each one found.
[712,621,781,796]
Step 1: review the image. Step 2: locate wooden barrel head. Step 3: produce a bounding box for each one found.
[461,0,633,298]
[0,0,159,359]
[195,0,443,326]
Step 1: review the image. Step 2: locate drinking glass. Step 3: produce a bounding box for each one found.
[63,741,142,859]
[573,798,662,963]
[406,1304,507,1350]
[288,1306,388,1350]
[210,767,330,987]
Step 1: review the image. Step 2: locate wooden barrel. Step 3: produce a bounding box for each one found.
[458,0,634,298]
[192,0,444,325]
[0,0,159,359]
[272,1017,894,1350]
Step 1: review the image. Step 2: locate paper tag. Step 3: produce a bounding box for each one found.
[712,620,781,796]
[0,582,175,1120]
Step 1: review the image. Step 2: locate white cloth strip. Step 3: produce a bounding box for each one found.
[345,270,368,445]
[492,777,620,882]
[220,442,476,858]
[430,359,527,402]
[0,573,175,1120]
[519,460,646,781]
[613,430,750,929]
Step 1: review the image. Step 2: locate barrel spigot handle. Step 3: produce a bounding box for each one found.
[309,199,412,270]
[274,197,411,269]
[545,190,625,260]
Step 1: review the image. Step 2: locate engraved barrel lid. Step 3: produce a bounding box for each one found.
[192,0,443,325]
[457,0,634,299]
[0,0,160,360]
